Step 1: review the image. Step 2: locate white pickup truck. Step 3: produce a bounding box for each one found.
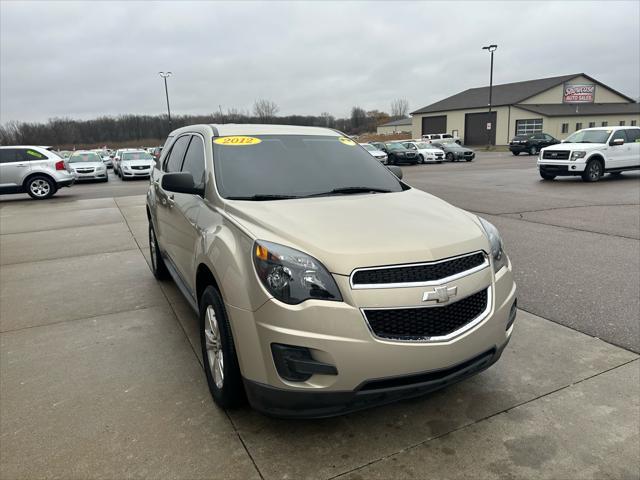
[538,126,640,182]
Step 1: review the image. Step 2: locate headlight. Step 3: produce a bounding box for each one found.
[570,151,586,161]
[478,217,507,273]
[253,241,342,305]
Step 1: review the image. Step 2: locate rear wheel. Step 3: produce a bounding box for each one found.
[26,175,56,199]
[582,159,603,182]
[200,286,244,409]
[446,152,454,162]
[512,151,520,156]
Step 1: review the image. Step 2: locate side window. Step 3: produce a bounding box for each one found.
[610,130,628,142]
[625,129,640,143]
[164,135,191,172]
[544,134,554,141]
[181,136,206,189]
[0,149,18,163]
[23,148,47,161]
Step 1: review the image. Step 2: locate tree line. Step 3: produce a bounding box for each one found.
[0,98,409,148]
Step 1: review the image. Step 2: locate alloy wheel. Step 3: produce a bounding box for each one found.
[204,305,224,389]
[30,179,50,197]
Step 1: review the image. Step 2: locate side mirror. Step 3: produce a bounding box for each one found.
[388,165,403,179]
[609,138,624,146]
[161,172,204,196]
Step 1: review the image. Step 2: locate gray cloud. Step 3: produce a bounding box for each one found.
[1,0,639,123]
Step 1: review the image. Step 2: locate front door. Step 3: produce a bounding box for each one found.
[606,130,630,169]
[0,148,31,191]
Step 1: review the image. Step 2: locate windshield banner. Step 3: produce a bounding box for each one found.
[563,83,595,103]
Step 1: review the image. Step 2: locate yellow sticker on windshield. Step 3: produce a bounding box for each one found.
[214,136,262,146]
[338,137,356,146]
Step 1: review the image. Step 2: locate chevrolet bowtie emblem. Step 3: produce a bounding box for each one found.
[422,286,458,303]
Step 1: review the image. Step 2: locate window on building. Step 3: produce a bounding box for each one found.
[561,123,569,134]
[575,123,583,131]
[619,120,626,126]
[632,120,637,126]
[588,122,595,128]
[601,121,608,127]
[515,118,543,135]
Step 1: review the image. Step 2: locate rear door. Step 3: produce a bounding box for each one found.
[0,148,31,191]
[621,128,640,168]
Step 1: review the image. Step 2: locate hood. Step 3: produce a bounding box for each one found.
[544,142,603,151]
[371,151,386,157]
[69,162,103,169]
[224,188,488,275]
[122,160,154,167]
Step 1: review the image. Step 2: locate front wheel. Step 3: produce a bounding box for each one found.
[529,146,538,155]
[512,151,520,156]
[446,152,454,162]
[418,154,424,164]
[148,222,169,280]
[26,175,56,199]
[200,286,244,409]
[582,159,603,182]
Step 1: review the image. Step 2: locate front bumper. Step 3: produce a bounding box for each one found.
[538,162,585,175]
[228,260,517,418]
[73,171,108,180]
[121,169,151,177]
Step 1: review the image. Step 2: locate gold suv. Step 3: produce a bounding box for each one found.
[146,124,517,418]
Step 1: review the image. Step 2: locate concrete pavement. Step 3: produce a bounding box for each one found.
[1,189,638,479]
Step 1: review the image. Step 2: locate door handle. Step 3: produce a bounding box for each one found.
[15,164,28,167]
[166,194,175,207]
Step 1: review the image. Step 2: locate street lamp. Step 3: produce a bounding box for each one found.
[158,72,173,132]
[481,45,497,147]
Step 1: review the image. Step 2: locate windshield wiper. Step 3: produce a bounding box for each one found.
[305,187,394,197]
[226,194,300,201]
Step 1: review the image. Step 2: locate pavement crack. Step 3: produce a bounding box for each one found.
[328,358,640,480]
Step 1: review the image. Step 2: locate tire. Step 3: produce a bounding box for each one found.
[539,170,556,181]
[529,146,538,155]
[102,175,109,183]
[418,154,424,164]
[582,159,603,182]
[200,286,244,409]
[512,151,520,156]
[446,152,454,162]
[26,175,56,199]
[387,156,395,165]
[148,222,169,280]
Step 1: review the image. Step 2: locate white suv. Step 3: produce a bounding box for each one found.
[538,126,640,182]
[0,146,75,199]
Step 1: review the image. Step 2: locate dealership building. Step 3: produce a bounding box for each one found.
[410,73,640,145]
[376,117,413,135]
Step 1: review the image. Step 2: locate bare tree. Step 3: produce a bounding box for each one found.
[390,98,409,119]
[319,112,335,127]
[253,99,279,122]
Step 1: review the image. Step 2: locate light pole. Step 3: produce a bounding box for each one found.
[158,72,173,132]
[481,45,497,148]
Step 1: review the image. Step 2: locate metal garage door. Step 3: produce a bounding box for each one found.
[464,112,497,145]
[422,115,447,135]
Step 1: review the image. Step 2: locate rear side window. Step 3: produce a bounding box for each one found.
[181,136,206,189]
[625,128,640,143]
[164,135,191,172]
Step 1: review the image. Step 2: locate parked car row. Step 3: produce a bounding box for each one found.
[362,139,474,164]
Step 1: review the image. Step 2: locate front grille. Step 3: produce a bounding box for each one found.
[352,252,485,286]
[542,150,570,160]
[131,165,149,170]
[364,289,488,341]
[406,152,416,158]
[76,168,94,173]
[435,153,444,158]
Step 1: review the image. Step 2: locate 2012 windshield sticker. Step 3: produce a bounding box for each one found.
[214,136,262,146]
[339,137,356,146]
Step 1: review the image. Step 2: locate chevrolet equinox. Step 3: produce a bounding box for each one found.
[146,124,517,418]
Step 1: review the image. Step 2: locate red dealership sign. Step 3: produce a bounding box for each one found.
[563,83,595,103]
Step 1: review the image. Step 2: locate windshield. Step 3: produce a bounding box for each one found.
[69,152,101,163]
[361,144,376,151]
[213,135,403,200]
[385,143,405,151]
[564,129,612,144]
[122,151,153,160]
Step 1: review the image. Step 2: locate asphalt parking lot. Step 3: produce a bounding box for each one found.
[1,154,638,479]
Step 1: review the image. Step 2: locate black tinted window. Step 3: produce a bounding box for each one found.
[164,135,191,172]
[181,136,206,189]
[0,149,19,163]
[213,135,403,199]
[610,130,627,142]
[625,128,640,142]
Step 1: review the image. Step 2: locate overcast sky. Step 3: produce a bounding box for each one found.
[1,1,639,123]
